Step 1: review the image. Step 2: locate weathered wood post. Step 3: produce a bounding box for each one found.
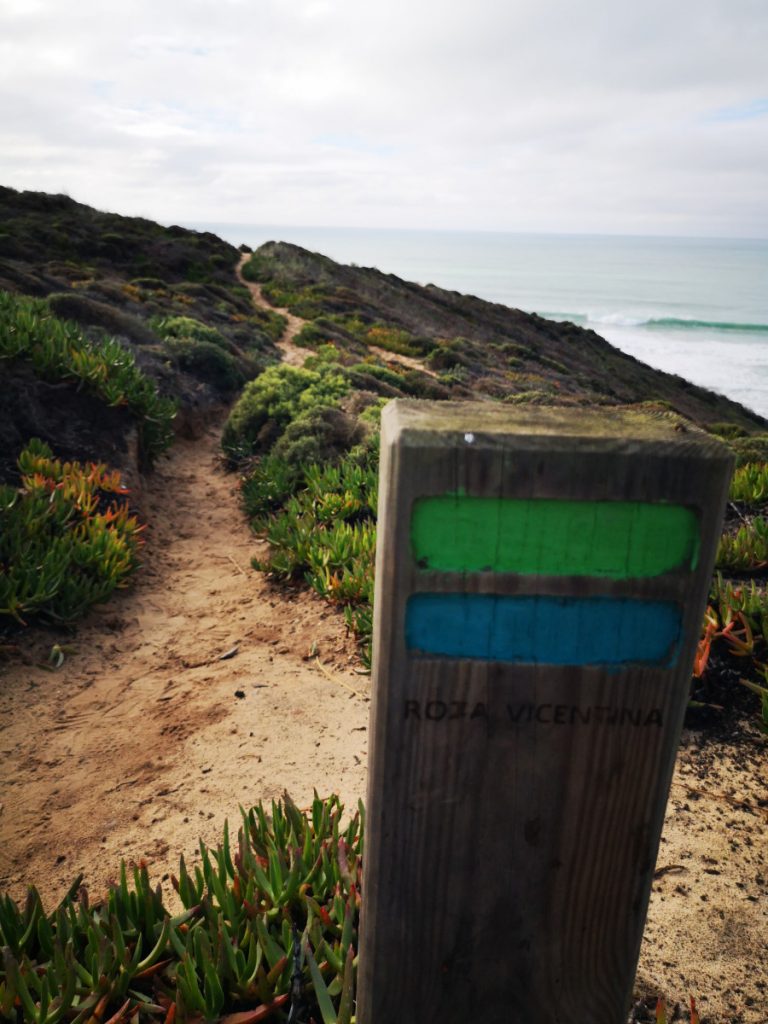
[358,401,733,1024]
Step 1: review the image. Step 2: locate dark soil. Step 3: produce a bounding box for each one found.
[0,366,136,486]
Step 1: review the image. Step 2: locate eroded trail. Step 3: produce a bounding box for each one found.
[237,254,308,367]
[0,418,368,905]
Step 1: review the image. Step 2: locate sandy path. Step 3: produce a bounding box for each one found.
[237,255,309,367]
[0,419,368,906]
[236,254,439,379]
[366,343,439,378]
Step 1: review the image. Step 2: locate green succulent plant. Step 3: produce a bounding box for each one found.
[0,440,144,626]
[0,290,176,460]
[0,795,362,1024]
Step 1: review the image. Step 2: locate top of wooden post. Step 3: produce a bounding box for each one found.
[383,399,732,456]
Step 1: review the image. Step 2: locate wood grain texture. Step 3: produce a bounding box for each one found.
[358,401,733,1024]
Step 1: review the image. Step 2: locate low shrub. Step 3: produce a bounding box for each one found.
[0,794,362,1024]
[719,459,768,574]
[426,345,472,372]
[150,315,227,349]
[163,337,243,392]
[46,292,157,345]
[728,434,768,466]
[346,367,405,399]
[241,416,375,530]
[241,453,304,526]
[535,354,569,374]
[716,517,768,571]
[240,252,275,282]
[249,308,287,344]
[294,322,330,349]
[251,451,378,664]
[271,406,364,475]
[498,341,534,360]
[708,421,749,440]
[318,315,440,357]
[222,363,349,459]
[353,362,405,390]
[364,323,416,356]
[399,370,451,399]
[130,276,167,290]
[260,283,326,320]
[505,389,561,405]
[0,439,144,625]
[696,575,768,733]
[438,367,471,388]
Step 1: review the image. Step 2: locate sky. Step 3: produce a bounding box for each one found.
[1,0,767,237]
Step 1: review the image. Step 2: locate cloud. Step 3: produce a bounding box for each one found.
[1,0,767,236]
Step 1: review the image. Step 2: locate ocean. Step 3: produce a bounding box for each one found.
[193,224,768,421]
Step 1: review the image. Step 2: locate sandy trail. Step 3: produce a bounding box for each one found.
[237,254,309,367]
[236,253,439,379]
[0,259,766,1019]
[0,418,368,906]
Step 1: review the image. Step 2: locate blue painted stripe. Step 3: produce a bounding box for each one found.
[405,594,682,666]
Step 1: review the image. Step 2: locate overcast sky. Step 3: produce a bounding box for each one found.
[2,0,767,237]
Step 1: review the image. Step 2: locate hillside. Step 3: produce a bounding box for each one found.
[0,186,284,483]
[2,186,766,492]
[243,239,768,433]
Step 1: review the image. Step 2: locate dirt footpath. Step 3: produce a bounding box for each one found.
[0,420,369,909]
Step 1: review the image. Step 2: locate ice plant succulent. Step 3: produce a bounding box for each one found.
[0,290,176,460]
[0,795,362,1024]
[0,440,144,626]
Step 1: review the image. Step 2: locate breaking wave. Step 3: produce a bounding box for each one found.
[539,312,768,333]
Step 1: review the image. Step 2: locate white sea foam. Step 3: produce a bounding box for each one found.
[588,313,649,327]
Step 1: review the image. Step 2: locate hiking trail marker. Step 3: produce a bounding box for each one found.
[358,401,733,1024]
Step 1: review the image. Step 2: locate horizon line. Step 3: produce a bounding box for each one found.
[186,220,768,245]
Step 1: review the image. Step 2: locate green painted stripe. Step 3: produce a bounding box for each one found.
[411,497,699,578]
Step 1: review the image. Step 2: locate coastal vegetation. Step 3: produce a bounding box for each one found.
[221,359,352,462]
[236,374,768,725]
[0,795,362,1024]
[0,291,176,462]
[0,186,281,632]
[240,240,768,428]
[233,244,768,729]
[0,186,283,446]
[1,190,766,1020]
[0,440,143,626]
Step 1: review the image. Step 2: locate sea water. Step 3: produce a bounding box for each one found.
[193,224,768,421]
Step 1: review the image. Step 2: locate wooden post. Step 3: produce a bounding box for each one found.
[358,401,733,1024]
